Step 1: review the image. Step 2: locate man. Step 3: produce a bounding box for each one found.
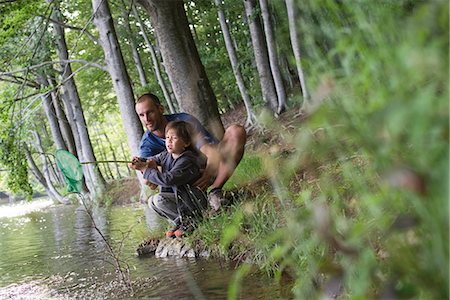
[133,93,247,211]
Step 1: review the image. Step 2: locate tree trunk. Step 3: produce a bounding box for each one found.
[119,141,132,176]
[132,4,176,113]
[37,75,67,150]
[243,0,278,113]
[93,124,114,180]
[137,0,225,140]
[285,0,309,106]
[215,0,256,127]
[103,131,122,178]
[122,8,148,87]
[28,132,66,204]
[259,0,286,114]
[92,0,144,157]
[52,4,106,196]
[48,77,77,155]
[98,139,114,180]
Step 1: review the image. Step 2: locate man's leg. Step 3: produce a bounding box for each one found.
[211,124,247,189]
[208,124,246,211]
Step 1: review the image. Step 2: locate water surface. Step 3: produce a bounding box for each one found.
[0,199,288,299]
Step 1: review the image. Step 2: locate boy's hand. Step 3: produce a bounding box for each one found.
[146,159,158,170]
[129,156,155,172]
[143,179,158,190]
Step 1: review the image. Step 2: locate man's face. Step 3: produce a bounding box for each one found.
[135,99,165,132]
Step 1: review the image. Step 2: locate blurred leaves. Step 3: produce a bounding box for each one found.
[205,0,449,298]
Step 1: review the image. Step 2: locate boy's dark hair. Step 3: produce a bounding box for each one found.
[166,121,195,148]
[136,93,161,105]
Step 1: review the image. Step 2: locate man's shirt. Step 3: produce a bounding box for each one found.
[138,113,218,159]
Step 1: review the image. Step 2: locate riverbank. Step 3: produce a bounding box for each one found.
[104,106,305,290]
[103,92,446,299]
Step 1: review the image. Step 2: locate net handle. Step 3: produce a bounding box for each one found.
[80,160,132,164]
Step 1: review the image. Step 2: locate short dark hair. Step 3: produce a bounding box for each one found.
[165,121,194,146]
[136,93,161,105]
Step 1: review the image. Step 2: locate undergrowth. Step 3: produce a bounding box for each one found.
[189,1,448,299]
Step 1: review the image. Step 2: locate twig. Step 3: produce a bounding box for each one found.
[77,193,134,291]
[0,59,107,76]
[47,17,99,44]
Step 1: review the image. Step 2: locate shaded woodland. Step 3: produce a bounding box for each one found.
[0,0,313,200]
[0,0,447,298]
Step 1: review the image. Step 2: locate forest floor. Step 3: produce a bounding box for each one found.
[105,103,305,205]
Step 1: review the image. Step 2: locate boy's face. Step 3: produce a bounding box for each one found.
[165,128,189,155]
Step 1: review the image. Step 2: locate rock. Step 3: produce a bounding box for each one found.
[136,238,159,256]
[154,238,192,258]
[198,250,210,258]
[137,237,208,258]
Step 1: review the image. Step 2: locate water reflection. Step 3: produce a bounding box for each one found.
[0,202,288,299]
[0,198,53,218]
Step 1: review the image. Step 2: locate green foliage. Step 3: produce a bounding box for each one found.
[228,263,252,300]
[194,0,448,298]
[224,153,263,189]
[0,101,33,199]
[0,137,33,200]
[0,85,34,199]
[0,0,44,42]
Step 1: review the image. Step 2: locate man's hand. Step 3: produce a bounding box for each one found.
[195,144,220,190]
[194,164,216,191]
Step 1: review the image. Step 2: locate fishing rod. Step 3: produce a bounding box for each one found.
[80,160,132,164]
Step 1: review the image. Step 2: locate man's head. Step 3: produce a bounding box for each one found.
[136,93,166,133]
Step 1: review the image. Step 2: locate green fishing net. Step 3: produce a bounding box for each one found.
[55,149,83,193]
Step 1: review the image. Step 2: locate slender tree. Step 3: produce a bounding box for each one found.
[47,77,77,155]
[51,3,106,196]
[91,0,143,156]
[120,1,148,87]
[93,123,114,180]
[131,3,176,113]
[29,131,66,203]
[285,0,309,105]
[215,0,256,127]
[137,0,225,140]
[36,75,67,151]
[243,0,278,113]
[259,0,286,114]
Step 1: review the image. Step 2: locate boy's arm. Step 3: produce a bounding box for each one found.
[143,157,200,187]
[128,155,160,190]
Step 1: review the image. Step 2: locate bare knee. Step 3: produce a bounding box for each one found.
[220,125,246,165]
[224,124,247,145]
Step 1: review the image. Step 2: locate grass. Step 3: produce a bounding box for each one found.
[223,153,264,189]
[152,2,449,298]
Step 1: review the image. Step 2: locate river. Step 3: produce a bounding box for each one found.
[0,198,289,299]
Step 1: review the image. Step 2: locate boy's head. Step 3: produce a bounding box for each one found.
[165,121,194,155]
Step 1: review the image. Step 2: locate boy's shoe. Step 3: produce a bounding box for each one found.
[207,188,228,211]
[174,224,193,238]
[166,225,179,238]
